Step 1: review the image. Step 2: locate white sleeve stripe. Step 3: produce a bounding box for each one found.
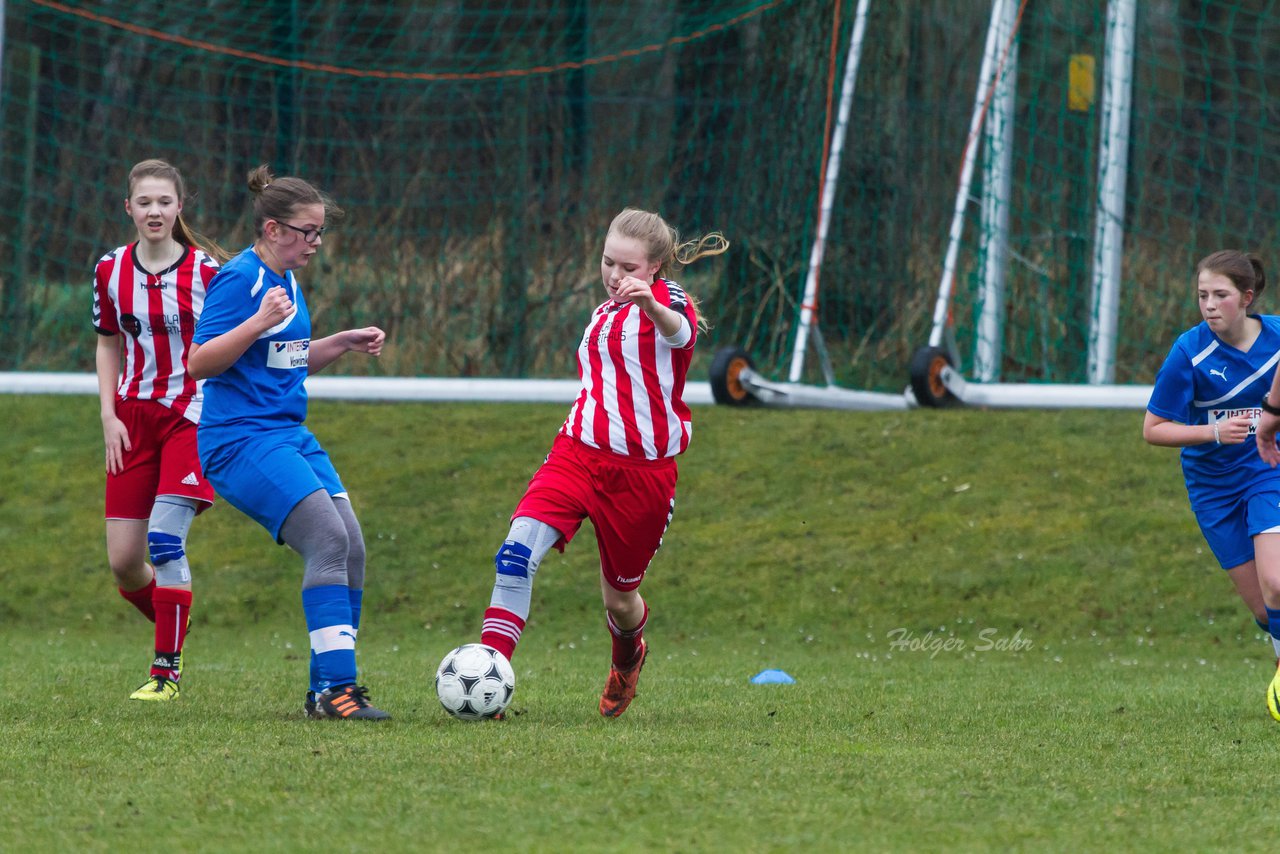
[249,268,266,298]
[1194,348,1280,407]
[1190,340,1220,366]
[258,306,299,339]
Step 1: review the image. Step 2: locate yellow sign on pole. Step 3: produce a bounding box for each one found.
[1069,54,1096,112]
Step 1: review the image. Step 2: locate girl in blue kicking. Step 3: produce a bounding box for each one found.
[189,164,389,721]
[1143,250,1280,720]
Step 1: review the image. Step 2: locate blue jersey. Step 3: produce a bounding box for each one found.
[193,248,312,448]
[1147,314,1280,501]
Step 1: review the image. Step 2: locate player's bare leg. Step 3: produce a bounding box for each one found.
[107,519,154,615]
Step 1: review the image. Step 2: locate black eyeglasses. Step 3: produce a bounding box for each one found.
[278,221,326,244]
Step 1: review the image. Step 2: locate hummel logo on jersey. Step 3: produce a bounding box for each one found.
[181,472,200,486]
[1210,367,1228,381]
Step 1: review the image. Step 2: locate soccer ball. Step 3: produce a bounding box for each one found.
[435,643,515,720]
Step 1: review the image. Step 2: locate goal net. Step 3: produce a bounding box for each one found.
[0,0,1275,395]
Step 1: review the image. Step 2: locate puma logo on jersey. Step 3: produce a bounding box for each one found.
[181,472,199,486]
[1209,367,1228,381]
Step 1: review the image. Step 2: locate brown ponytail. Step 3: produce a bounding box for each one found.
[246,164,343,237]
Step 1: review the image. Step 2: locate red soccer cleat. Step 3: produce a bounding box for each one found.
[599,641,648,718]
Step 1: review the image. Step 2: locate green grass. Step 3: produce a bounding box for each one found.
[0,395,1274,851]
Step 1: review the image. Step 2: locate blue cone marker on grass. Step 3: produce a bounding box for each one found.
[750,669,795,684]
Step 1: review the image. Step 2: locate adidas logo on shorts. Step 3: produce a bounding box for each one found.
[181,472,200,486]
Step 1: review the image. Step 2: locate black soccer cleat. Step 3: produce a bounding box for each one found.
[315,684,391,721]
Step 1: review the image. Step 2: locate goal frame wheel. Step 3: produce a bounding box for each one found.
[709,346,757,406]
[909,345,959,408]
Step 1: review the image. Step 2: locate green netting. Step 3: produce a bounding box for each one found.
[942,0,1280,386]
[812,0,1279,390]
[0,0,1277,389]
[0,0,835,379]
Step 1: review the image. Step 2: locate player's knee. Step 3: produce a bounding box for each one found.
[291,507,352,590]
[604,586,643,617]
[301,536,350,589]
[147,530,185,567]
[108,555,147,586]
[492,517,559,593]
[147,496,197,584]
[148,531,191,586]
[495,540,534,585]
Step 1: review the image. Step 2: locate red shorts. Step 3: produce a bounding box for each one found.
[105,399,215,520]
[514,433,678,591]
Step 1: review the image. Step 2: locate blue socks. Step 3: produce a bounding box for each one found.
[1265,607,1280,660]
[350,587,363,635]
[302,585,357,692]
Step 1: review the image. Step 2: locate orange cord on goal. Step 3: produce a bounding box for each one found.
[31,0,787,81]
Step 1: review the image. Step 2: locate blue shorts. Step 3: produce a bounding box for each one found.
[199,425,345,543]
[1193,488,1280,570]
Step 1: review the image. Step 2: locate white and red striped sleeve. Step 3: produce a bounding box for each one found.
[93,249,122,336]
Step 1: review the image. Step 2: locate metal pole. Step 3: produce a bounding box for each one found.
[1087,0,1135,385]
[975,0,1018,382]
[0,0,9,357]
[928,0,1008,350]
[0,0,8,103]
[788,0,871,384]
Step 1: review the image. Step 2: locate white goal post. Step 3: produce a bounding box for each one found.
[712,0,1154,412]
[910,0,1149,409]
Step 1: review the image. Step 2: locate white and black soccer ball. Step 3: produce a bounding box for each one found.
[435,643,515,720]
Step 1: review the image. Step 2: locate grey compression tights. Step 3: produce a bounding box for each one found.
[280,490,367,591]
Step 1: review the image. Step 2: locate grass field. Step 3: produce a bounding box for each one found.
[0,394,1274,851]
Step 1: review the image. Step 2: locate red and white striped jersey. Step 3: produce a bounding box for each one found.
[93,243,219,423]
[560,278,698,460]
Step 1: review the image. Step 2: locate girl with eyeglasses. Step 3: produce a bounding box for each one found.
[190,164,390,721]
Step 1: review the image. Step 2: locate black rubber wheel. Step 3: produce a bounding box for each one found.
[709,346,756,406]
[909,345,959,408]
